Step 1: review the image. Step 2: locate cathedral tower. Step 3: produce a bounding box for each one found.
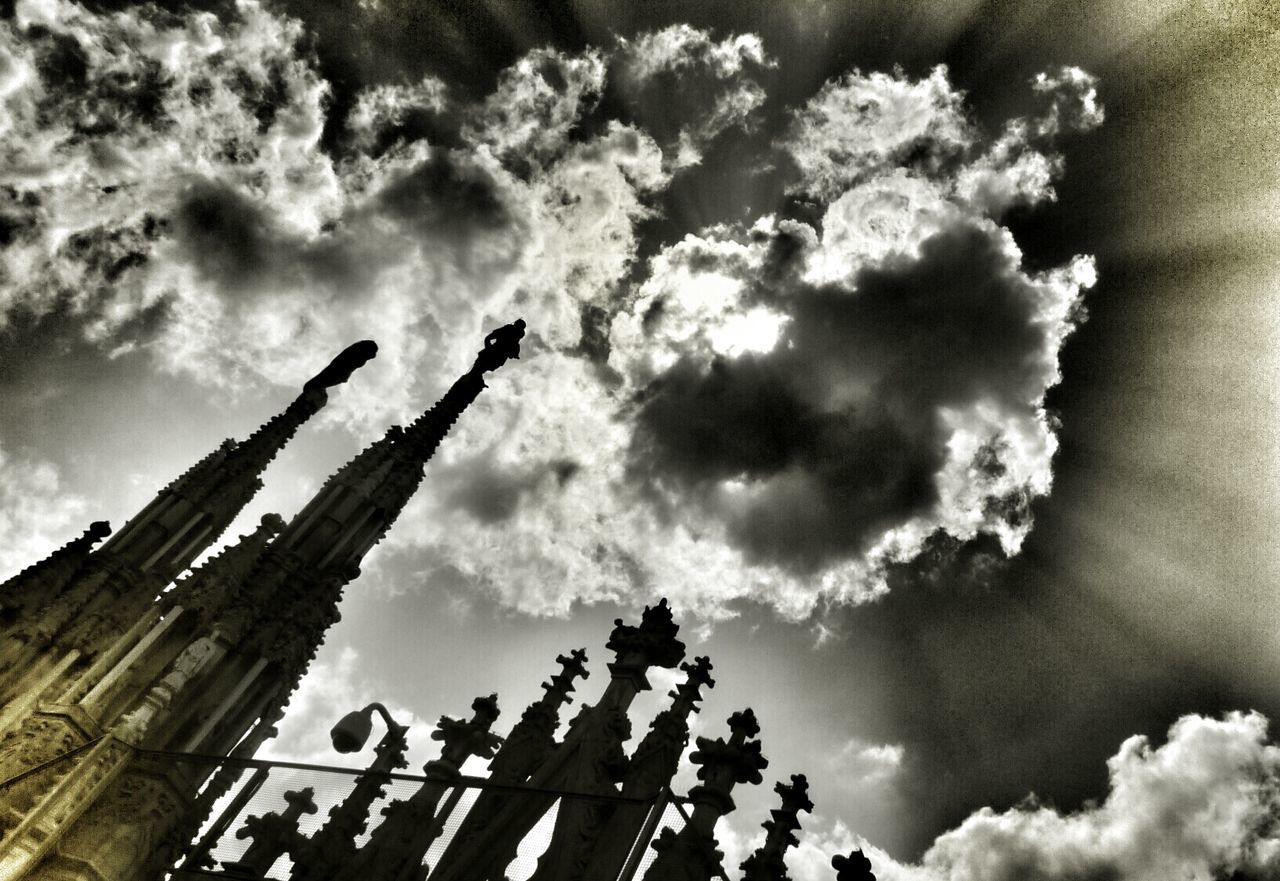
[0,321,524,881]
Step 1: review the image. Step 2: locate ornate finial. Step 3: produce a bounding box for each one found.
[690,708,768,789]
[303,340,378,392]
[544,648,590,704]
[472,319,526,374]
[728,708,761,741]
[432,694,504,769]
[606,598,686,671]
[260,512,286,532]
[86,520,112,540]
[672,656,715,711]
[832,849,877,881]
[776,774,814,814]
[226,787,318,877]
[741,775,814,881]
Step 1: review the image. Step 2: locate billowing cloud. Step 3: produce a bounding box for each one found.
[780,66,974,202]
[614,24,774,168]
[1,1,1102,619]
[0,444,89,578]
[867,712,1280,881]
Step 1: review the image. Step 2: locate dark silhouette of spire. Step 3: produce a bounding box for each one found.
[342,695,503,881]
[0,520,110,627]
[644,708,768,881]
[741,774,814,881]
[583,655,716,881]
[101,341,377,582]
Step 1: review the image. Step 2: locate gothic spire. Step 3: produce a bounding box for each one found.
[162,513,285,630]
[643,708,768,881]
[269,319,525,575]
[0,520,110,627]
[740,774,814,881]
[98,341,377,583]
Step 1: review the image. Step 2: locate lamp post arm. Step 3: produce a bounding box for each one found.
[363,702,408,736]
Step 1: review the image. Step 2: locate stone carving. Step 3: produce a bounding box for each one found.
[223,786,317,878]
[740,774,814,881]
[643,708,768,881]
[832,848,877,881]
[303,340,379,392]
[474,319,526,375]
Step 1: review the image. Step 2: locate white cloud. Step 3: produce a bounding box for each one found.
[782,65,974,201]
[615,25,774,168]
[0,444,90,580]
[463,47,606,171]
[863,713,1280,881]
[2,4,1104,621]
[832,739,906,785]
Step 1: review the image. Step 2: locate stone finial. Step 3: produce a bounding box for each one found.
[740,774,814,881]
[303,340,378,392]
[430,693,504,772]
[831,849,877,881]
[225,787,318,878]
[728,708,761,742]
[671,656,715,714]
[472,319,526,375]
[486,649,588,785]
[85,521,112,541]
[690,708,768,790]
[606,598,686,671]
[544,648,589,704]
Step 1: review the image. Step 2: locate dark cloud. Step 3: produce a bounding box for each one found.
[174,179,281,289]
[629,222,1061,573]
[374,147,512,242]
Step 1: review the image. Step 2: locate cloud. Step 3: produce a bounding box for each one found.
[614,25,774,168]
[463,46,607,175]
[867,712,1280,881]
[611,216,1093,589]
[2,2,1102,619]
[0,444,90,579]
[832,739,906,786]
[780,66,974,201]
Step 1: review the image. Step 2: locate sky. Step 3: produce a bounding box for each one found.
[1,0,1278,878]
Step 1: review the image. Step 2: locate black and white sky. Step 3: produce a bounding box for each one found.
[2,0,1279,878]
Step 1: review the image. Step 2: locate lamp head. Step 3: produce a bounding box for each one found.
[330,707,373,753]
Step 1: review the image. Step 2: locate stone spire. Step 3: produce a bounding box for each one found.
[488,649,588,784]
[582,656,715,881]
[0,521,110,628]
[268,320,525,576]
[740,774,814,881]
[162,513,285,630]
[0,342,376,691]
[431,599,686,881]
[429,650,587,881]
[831,849,877,881]
[100,340,377,583]
[644,708,769,881]
[342,695,503,881]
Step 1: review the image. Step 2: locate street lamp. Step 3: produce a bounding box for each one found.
[330,702,407,754]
